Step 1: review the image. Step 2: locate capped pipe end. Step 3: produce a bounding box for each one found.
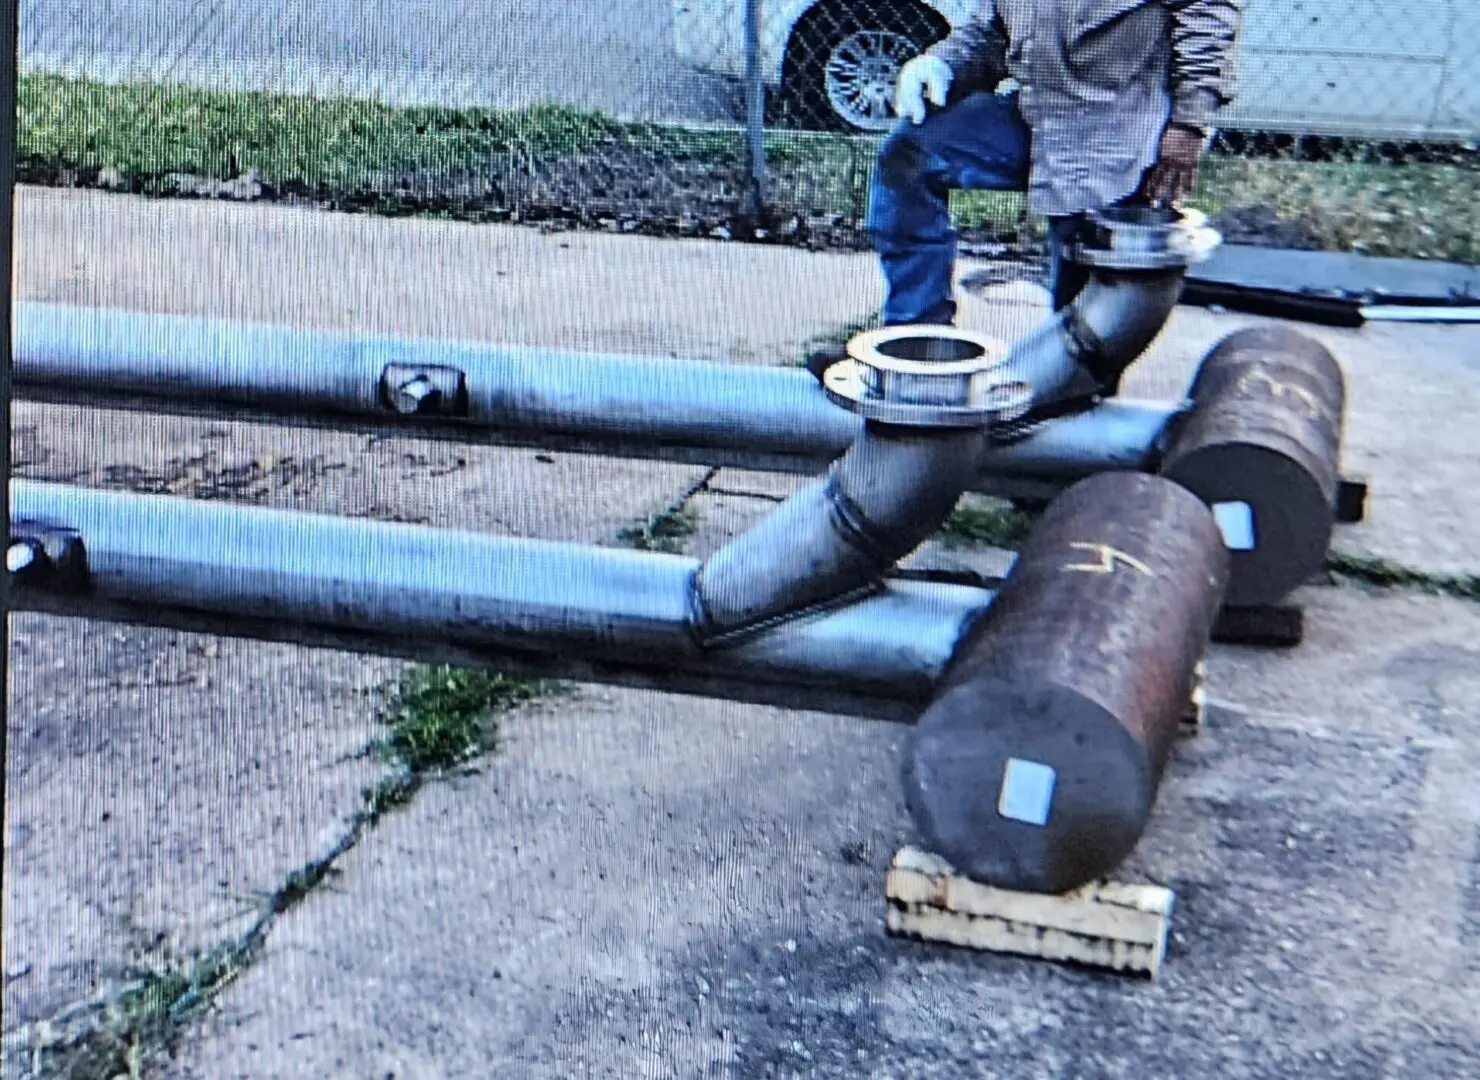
[822,326,1032,428]
[905,682,1152,894]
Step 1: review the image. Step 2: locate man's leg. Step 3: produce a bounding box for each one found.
[864,92,1033,327]
[1045,215,1091,313]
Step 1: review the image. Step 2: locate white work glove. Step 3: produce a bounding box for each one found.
[894,54,953,125]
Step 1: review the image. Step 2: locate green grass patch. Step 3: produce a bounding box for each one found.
[619,505,701,554]
[937,497,1039,550]
[18,72,630,189]
[1325,549,1480,602]
[375,663,549,776]
[1196,154,1479,264]
[15,71,1475,260]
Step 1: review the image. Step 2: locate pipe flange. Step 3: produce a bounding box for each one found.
[821,326,1033,428]
[1068,206,1222,271]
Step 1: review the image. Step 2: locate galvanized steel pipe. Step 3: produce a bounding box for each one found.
[11,302,1182,491]
[692,207,1211,641]
[7,480,994,720]
[1000,268,1188,407]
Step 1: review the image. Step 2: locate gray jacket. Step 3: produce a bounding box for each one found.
[929,0,1243,216]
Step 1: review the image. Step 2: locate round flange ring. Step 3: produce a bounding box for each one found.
[821,325,1034,428]
[1069,205,1222,271]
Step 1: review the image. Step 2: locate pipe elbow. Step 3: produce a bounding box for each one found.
[999,267,1187,409]
[691,423,982,643]
[1069,269,1187,375]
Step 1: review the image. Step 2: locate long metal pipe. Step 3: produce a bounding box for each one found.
[10,303,1182,495]
[691,260,1193,640]
[7,480,994,721]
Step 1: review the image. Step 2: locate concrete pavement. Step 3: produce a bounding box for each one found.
[4,187,1478,1078]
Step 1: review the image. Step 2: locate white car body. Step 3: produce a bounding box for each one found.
[673,0,1480,141]
[673,0,971,84]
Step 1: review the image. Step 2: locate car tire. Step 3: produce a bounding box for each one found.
[780,2,948,134]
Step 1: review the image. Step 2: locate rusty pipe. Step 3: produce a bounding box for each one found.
[903,471,1230,894]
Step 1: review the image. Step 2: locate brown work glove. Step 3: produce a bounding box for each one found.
[1140,123,1206,208]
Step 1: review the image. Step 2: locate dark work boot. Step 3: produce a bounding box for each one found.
[805,345,845,384]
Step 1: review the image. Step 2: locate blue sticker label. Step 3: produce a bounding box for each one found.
[998,758,1057,827]
[1212,501,1256,551]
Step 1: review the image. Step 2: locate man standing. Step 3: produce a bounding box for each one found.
[817,0,1242,397]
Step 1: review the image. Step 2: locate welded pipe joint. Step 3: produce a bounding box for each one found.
[821,326,1033,427]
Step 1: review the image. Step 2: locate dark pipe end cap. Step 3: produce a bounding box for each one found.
[903,679,1152,895]
[1163,443,1332,608]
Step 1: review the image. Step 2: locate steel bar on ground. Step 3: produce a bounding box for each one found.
[1160,325,1346,608]
[904,471,1230,894]
[7,480,995,721]
[11,303,1182,492]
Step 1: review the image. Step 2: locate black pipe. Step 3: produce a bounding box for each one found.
[902,471,1230,894]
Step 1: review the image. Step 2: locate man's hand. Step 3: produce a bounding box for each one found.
[894,55,953,125]
[1141,123,1206,207]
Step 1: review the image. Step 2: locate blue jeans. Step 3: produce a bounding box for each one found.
[865,91,1088,326]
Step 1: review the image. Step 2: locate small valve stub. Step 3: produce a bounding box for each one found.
[380,363,469,418]
[821,326,1033,428]
[8,520,91,594]
[1067,205,1222,271]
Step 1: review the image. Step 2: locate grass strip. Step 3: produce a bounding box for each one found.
[18,72,1476,260]
[1324,549,1480,602]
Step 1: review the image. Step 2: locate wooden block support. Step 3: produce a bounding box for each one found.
[1180,659,1207,736]
[885,847,1176,978]
[1335,475,1369,525]
[1211,603,1304,648]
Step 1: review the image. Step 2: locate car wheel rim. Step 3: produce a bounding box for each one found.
[824,30,919,131]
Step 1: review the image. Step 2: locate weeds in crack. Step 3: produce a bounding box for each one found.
[937,497,1039,551]
[618,467,718,555]
[619,505,701,553]
[1324,550,1480,602]
[375,665,547,774]
[4,940,255,1080]
[4,663,555,1079]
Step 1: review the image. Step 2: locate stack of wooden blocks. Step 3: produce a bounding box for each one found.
[884,660,1207,979]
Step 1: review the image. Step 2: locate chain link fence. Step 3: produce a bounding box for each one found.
[15,0,1480,263]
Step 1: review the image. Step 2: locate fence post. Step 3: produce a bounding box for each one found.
[0,0,16,764]
[743,0,767,226]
